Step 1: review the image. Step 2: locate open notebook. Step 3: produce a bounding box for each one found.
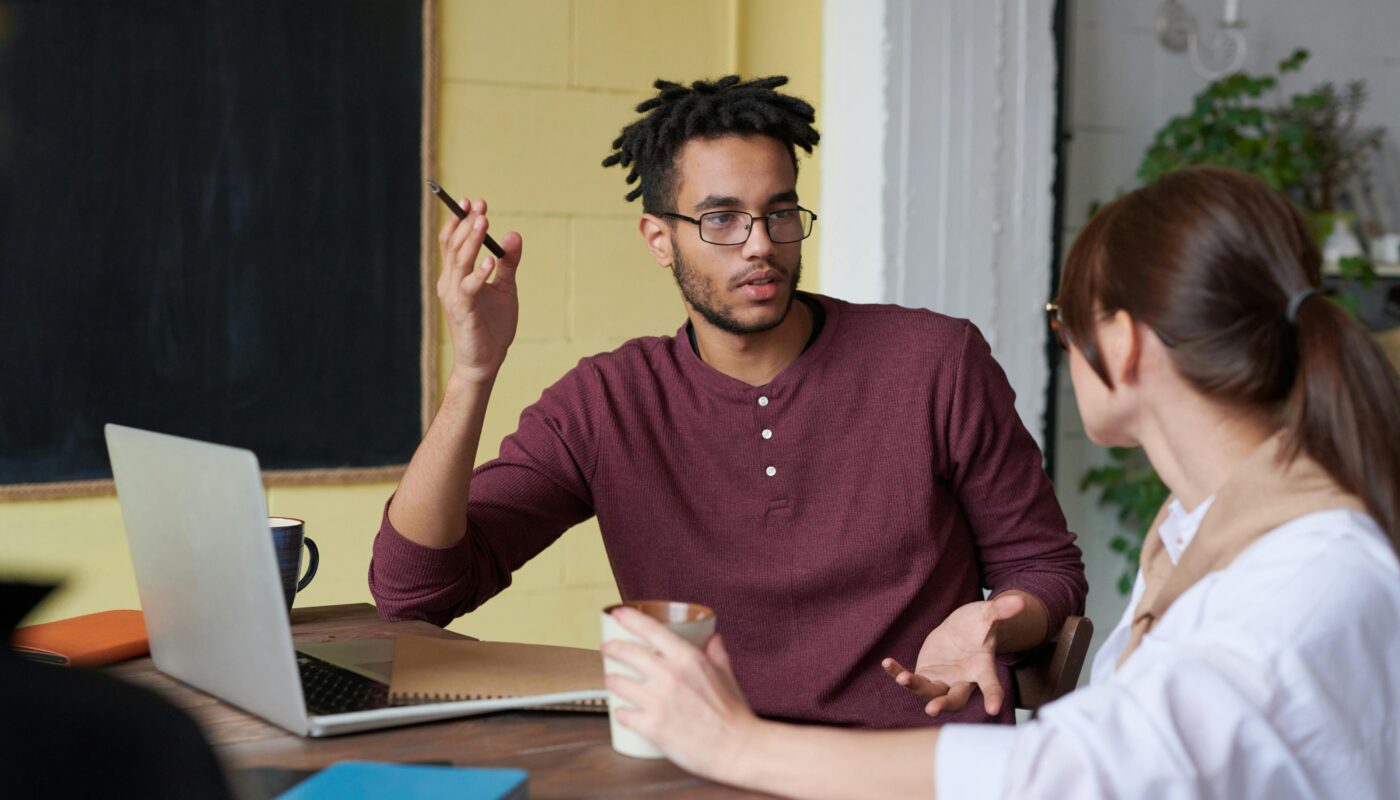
[389,635,608,711]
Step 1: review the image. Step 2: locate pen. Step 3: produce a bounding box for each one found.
[427,180,506,259]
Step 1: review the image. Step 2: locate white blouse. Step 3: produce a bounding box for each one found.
[935,507,1400,800]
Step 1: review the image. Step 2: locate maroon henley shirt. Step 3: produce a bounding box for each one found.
[370,293,1087,728]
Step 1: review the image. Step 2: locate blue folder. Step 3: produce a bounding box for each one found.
[276,761,528,799]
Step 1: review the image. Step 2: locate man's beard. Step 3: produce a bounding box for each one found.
[670,243,803,335]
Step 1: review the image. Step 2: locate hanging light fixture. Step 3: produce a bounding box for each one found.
[1157,0,1247,79]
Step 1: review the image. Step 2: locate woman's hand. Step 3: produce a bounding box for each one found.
[602,607,761,782]
[606,607,944,799]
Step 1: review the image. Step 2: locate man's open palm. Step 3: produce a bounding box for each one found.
[881,593,1025,717]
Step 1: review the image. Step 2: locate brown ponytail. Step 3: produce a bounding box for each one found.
[1285,295,1400,543]
[1059,165,1400,545]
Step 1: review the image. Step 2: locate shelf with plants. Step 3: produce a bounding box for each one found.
[1324,260,1400,278]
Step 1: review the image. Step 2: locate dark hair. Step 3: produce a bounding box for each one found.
[1057,165,1400,545]
[601,75,820,213]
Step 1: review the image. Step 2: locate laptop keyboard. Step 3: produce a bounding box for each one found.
[296,651,391,715]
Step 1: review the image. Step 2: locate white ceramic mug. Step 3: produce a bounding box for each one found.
[1370,233,1400,264]
[600,600,716,759]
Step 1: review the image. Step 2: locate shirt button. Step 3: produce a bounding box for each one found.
[758,396,770,407]
[765,466,777,477]
[761,429,773,440]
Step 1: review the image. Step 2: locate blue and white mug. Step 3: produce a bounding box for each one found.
[269,517,318,613]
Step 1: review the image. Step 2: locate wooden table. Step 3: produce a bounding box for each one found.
[112,604,767,798]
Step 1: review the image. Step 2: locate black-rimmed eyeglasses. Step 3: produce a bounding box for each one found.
[1045,302,1177,352]
[660,207,817,246]
[1046,303,1072,352]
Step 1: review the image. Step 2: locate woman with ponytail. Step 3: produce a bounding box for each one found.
[598,166,1400,799]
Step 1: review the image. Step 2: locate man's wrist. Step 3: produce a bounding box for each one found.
[444,366,499,396]
[990,589,1050,653]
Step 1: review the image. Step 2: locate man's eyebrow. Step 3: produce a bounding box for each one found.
[691,191,800,213]
[692,194,743,213]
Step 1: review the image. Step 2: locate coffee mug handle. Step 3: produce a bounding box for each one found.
[297,536,319,592]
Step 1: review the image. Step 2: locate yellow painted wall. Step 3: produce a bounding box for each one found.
[0,0,821,650]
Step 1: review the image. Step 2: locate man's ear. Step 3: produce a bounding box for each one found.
[1103,309,1144,387]
[639,214,674,267]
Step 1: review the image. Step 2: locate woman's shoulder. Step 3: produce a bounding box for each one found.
[1115,510,1399,704]
[1202,509,1400,643]
[1230,509,1397,587]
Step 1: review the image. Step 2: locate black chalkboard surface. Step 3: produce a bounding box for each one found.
[0,0,426,490]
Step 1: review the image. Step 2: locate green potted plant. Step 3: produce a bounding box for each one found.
[1138,50,1382,214]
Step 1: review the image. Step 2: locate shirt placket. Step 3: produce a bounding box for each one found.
[754,388,794,565]
[754,390,781,488]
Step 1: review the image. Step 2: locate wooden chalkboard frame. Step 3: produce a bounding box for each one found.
[0,0,439,501]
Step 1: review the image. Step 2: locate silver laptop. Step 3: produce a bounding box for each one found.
[105,423,603,737]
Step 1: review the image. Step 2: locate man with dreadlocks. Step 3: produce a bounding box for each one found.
[370,75,1086,730]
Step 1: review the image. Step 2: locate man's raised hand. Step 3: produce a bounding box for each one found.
[436,197,524,385]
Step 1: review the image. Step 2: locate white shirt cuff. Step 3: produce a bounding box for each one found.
[935,724,1018,800]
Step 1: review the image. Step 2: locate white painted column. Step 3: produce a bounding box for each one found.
[821,0,1059,443]
[817,0,892,305]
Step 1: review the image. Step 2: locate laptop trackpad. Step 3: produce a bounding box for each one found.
[298,639,395,683]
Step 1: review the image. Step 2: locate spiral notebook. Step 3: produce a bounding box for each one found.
[389,635,607,711]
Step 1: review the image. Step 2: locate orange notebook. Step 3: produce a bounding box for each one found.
[11,609,148,667]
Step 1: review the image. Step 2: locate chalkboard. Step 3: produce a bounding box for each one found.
[0,0,431,496]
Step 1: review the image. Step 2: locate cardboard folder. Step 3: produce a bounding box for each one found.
[389,634,606,711]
